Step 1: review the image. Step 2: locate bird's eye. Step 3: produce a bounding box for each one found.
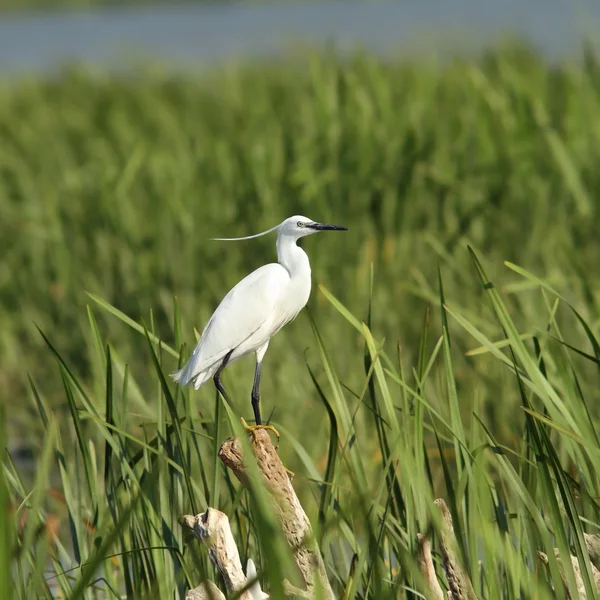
[297,221,304,228]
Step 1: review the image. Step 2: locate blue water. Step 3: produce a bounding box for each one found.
[0,0,599,77]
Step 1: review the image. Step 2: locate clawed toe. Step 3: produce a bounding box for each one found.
[239,418,294,478]
[240,417,280,442]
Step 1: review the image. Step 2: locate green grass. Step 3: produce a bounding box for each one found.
[2,43,600,598]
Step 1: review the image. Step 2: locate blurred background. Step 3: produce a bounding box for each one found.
[4,2,600,599]
[2,0,600,477]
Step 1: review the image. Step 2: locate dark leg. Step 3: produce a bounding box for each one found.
[251,361,262,425]
[241,355,281,447]
[213,349,234,402]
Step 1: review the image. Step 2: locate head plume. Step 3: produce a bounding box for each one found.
[210,223,280,241]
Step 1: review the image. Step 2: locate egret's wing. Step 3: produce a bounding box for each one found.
[193,264,288,363]
[172,264,288,385]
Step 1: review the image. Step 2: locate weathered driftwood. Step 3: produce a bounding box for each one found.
[218,429,335,600]
[538,548,600,599]
[585,533,600,569]
[417,533,446,600]
[185,580,225,600]
[179,508,263,600]
[414,501,600,600]
[433,499,476,600]
[419,499,600,600]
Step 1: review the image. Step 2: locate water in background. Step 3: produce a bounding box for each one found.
[0,0,599,77]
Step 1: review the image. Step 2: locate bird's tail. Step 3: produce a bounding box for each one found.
[170,362,216,390]
[170,367,189,386]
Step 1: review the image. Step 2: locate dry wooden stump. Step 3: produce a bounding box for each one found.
[417,532,446,600]
[417,500,600,600]
[179,509,256,600]
[180,430,334,600]
[181,430,600,600]
[538,547,600,599]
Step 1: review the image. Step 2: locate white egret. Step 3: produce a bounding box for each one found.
[171,215,347,433]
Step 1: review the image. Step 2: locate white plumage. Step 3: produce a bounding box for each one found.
[171,215,347,426]
[246,558,269,600]
[172,263,294,389]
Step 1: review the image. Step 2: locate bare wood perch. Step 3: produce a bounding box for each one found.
[585,533,600,569]
[433,499,476,600]
[185,580,225,600]
[179,509,255,600]
[417,533,446,600]
[219,429,335,600]
[538,548,600,599]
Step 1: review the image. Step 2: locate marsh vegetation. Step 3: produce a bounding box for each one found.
[3,45,600,598]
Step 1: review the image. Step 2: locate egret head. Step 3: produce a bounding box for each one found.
[211,215,347,242]
[279,215,348,238]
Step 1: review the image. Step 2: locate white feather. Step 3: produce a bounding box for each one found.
[246,558,269,600]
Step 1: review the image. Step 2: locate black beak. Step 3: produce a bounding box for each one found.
[307,222,348,231]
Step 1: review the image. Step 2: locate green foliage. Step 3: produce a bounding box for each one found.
[2,45,600,597]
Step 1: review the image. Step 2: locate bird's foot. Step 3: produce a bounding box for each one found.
[240,418,280,443]
[239,419,294,479]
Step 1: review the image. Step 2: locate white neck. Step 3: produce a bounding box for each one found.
[276,233,310,277]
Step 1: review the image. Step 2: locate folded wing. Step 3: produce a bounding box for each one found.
[171,263,289,387]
